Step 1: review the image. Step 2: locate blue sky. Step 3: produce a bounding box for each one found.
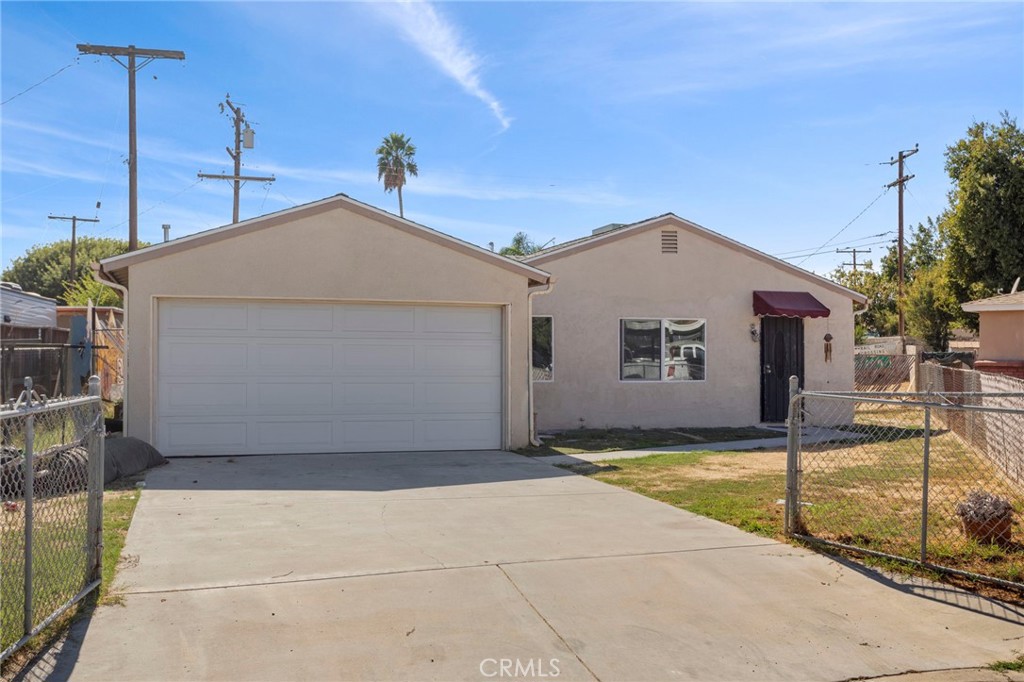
[2,1,1022,276]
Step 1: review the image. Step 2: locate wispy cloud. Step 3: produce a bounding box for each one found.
[373,2,511,131]
[3,156,104,183]
[525,3,1014,101]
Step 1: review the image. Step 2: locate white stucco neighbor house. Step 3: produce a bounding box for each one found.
[96,194,551,456]
[523,214,867,430]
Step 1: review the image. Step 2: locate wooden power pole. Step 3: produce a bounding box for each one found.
[48,214,100,283]
[77,44,185,251]
[198,95,275,223]
[836,247,872,273]
[885,144,919,351]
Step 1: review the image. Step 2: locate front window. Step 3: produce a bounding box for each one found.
[532,316,553,381]
[621,319,706,381]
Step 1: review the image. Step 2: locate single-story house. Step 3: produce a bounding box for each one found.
[96,198,866,457]
[95,194,550,456]
[961,289,1024,379]
[523,214,867,430]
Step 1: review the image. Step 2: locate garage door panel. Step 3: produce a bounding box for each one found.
[258,304,334,331]
[256,420,333,448]
[341,342,416,372]
[157,301,502,455]
[341,382,416,410]
[421,344,500,374]
[163,382,247,412]
[161,302,248,333]
[257,382,333,409]
[165,420,248,450]
[256,342,334,370]
[342,306,417,333]
[422,417,501,449]
[420,381,502,412]
[342,419,416,448]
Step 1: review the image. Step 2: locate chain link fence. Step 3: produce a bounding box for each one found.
[854,353,916,392]
[784,379,1024,591]
[1,377,105,663]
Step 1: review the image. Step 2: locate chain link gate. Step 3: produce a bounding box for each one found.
[1,376,105,663]
[784,376,1024,592]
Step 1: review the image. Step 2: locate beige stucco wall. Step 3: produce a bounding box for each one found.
[978,310,1024,361]
[121,205,535,449]
[531,227,857,430]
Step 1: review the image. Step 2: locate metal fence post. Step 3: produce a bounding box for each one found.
[920,404,931,563]
[784,375,801,536]
[86,376,105,583]
[21,378,35,638]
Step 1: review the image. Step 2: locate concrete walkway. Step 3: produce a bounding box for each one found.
[536,426,866,465]
[31,451,1024,681]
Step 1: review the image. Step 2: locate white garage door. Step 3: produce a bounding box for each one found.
[156,300,503,456]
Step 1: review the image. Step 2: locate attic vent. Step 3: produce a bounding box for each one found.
[661,230,678,254]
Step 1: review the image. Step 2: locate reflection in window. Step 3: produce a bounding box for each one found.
[621,319,706,381]
[621,320,661,380]
[532,316,553,381]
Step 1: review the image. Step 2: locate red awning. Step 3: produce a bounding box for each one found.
[753,291,831,318]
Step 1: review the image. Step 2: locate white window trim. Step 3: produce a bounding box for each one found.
[618,317,708,383]
[532,315,554,383]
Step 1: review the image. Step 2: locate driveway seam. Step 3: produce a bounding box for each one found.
[115,541,779,596]
[496,563,602,682]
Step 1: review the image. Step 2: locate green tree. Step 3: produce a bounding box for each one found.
[376,132,418,218]
[905,264,958,351]
[829,261,898,337]
[878,218,944,283]
[499,232,541,257]
[62,275,122,307]
[2,237,138,303]
[940,113,1024,307]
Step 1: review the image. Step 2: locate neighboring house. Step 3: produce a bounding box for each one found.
[523,214,867,429]
[0,283,66,401]
[961,290,1024,379]
[95,194,550,456]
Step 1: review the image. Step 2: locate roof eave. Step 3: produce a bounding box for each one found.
[97,194,550,288]
[961,303,1024,313]
[525,214,867,304]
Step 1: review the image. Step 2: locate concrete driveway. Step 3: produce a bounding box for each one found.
[43,451,1024,681]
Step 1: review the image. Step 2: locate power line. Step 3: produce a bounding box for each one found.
[795,189,890,267]
[95,177,204,235]
[772,231,893,258]
[1,59,79,106]
[778,239,893,262]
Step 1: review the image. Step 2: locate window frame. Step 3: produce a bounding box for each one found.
[619,317,707,383]
[531,315,554,383]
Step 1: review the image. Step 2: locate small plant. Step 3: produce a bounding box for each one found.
[956,490,1014,546]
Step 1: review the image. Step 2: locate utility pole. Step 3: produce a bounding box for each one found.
[48,214,100,283]
[197,94,275,223]
[77,44,185,252]
[885,144,919,351]
[836,247,872,273]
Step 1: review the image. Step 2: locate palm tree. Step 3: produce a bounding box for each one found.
[376,132,418,218]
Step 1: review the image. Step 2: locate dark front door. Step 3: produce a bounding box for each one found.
[760,316,804,422]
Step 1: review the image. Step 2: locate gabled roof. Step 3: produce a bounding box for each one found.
[524,213,867,304]
[97,193,551,287]
[962,291,1024,312]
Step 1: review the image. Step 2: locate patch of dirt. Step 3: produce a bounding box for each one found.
[679,451,787,480]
